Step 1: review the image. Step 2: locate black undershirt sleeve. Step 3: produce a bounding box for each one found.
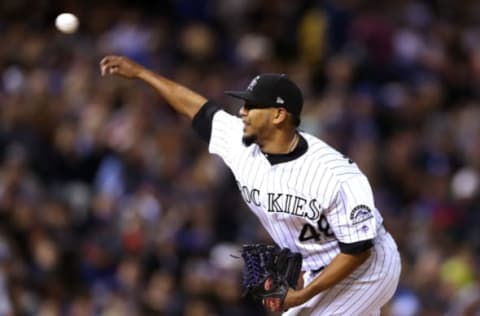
[191,101,221,143]
[338,239,374,255]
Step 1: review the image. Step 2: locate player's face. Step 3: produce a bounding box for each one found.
[239,103,276,146]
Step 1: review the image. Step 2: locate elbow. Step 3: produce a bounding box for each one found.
[339,239,374,265]
[339,239,373,256]
[357,248,371,263]
[344,248,371,269]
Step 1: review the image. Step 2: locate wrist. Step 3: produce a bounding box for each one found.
[136,68,149,80]
[297,283,322,304]
[291,288,310,306]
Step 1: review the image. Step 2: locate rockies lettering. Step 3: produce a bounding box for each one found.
[238,183,322,220]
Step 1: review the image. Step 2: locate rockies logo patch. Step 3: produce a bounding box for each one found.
[350,205,373,225]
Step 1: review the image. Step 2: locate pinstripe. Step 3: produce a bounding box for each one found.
[237,148,252,181]
[265,166,286,244]
[364,246,392,311]
[376,238,401,307]
[304,163,320,198]
[275,165,298,249]
[248,155,271,229]
[336,171,362,177]
[331,164,355,170]
[317,170,334,204]
[293,150,317,189]
[323,158,347,165]
[214,131,229,144]
[317,151,338,160]
[280,164,305,256]
[336,242,383,314]
[354,240,397,314]
[343,181,361,242]
[245,148,263,189]
[309,166,326,199]
[335,252,378,314]
[313,275,353,311]
[341,194,359,242]
[334,194,347,241]
[282,162,306,254]
[242,155,256,185]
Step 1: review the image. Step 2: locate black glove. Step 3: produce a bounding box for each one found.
[240,244,303,310]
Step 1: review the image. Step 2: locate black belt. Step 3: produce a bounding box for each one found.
[311,266,325,275]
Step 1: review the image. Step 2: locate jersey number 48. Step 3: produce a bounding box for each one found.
[298,215,334,242]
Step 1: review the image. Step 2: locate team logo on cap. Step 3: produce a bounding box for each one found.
[247,76,260,91]
[350,205,373,225]
[276,97,284,104]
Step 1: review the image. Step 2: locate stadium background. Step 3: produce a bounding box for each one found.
[0,0,479,315]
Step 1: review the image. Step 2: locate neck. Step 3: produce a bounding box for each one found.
[260,130,298,154]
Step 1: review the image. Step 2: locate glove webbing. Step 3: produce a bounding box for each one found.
[241,244,277,296]
[240,244,302,299]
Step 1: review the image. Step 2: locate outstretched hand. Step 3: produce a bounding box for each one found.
[99,55,143,78]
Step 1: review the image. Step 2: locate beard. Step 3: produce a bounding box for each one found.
[242,134,256,146]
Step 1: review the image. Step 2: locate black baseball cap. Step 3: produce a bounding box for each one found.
[224,73,303,118]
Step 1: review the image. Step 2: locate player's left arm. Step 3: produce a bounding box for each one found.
[283,250,371,308]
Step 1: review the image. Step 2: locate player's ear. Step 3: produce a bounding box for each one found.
[272,108,288,125]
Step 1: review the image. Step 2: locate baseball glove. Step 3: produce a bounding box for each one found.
[240,243,303,311]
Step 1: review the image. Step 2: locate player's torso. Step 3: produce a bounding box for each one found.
[228,135,357,270]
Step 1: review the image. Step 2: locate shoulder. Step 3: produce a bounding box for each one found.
[301,133,363,181]
[213,109,242,129]
[301,133,342,163]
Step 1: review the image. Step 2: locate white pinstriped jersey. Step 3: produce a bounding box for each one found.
[209,110,384,272]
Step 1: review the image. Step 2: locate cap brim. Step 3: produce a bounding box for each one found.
[224,90,260,104]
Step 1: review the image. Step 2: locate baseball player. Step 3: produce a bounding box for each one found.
[100,56,401,315]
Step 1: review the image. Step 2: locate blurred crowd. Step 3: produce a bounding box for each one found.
[0,0,479,315]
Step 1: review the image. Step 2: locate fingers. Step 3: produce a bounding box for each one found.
[99,55,121,76]
[263,297,282,312]
[99,55,141,78]
[297,271,305,289]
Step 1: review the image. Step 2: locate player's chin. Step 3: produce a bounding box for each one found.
[242,134,256,146]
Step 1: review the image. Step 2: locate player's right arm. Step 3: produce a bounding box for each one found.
[99,55,206,120]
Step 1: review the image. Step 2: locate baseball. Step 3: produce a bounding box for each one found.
[55,13,79,34]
